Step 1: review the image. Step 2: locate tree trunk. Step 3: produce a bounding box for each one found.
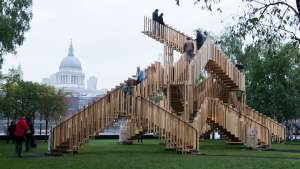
[39,113,42,135]
[45,118,48,141]
[14,110,17,121]
[32,112,35,128]
[6,115,9,133]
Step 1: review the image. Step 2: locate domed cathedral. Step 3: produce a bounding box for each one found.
[56,41,85,89]
[42,41,108,116]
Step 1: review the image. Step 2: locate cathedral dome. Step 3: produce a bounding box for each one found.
[59,42,82,71]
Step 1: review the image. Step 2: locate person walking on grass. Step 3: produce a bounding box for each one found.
[7,121,16,144]
[137,134,143,143]
[15,113,29,157]
[25,117,36,152]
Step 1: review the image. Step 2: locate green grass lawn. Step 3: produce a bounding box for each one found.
[0,139,300,169]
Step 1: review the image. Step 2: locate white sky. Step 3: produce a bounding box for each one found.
[2,0,243,89]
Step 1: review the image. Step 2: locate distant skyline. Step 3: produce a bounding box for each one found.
[2,0,243,89]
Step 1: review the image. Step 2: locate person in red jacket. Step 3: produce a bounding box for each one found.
[15,114,29,157]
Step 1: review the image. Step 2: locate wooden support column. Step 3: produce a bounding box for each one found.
[164,44,174,84]
[183,84,193,122]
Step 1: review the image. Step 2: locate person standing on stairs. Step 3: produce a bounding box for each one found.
[136,67,145,85]
[196,30,207,50]
[183,37,195,63]
[14,113,29,157]
[235,62,245,72]
[157,13,165,38]
[152,9,159,34]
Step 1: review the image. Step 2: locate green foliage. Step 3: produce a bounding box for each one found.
[245,41,300,122]
[39,84,66,120]
[196,70,207,85]
[219,28,244,64]
[0,0,33,68]
[175,0,300,43]
[0,69,21,119]
[0,73,66,121]
[150,90,164,104]
[219,31,300,122]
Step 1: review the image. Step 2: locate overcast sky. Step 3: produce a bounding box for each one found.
[2,0,243,89]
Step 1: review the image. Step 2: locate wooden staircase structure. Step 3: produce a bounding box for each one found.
[50,16,285,154]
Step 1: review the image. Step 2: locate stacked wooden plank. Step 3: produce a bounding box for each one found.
[242,105,285,142]
[143,16,195,54]
[193,77,229,108]
[143,16,245,91]
[51,16,286,154]
[205,43,245,91]
[51,89,198,153]
[52,87,127,152]
[195,98,271,146]
[173,55,189,83]
[163,45,174,84]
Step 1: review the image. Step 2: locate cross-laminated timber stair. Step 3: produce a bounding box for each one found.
[51,88,198,153]
[50,16,285,155]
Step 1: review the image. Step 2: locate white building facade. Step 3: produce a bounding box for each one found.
[42,41,107,116]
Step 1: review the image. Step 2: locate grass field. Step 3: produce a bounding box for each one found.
[0,139,299,169]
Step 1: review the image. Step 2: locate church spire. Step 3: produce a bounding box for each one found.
[68,39,74,56]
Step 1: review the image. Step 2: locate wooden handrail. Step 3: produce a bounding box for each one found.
[199,98,271,145]
[51,88,199,152]
[51,16,285,153]
[143,16,245,92]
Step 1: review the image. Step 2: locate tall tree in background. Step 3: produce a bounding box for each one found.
[219,29,244,64]
[15,81,41,118]
[0,0,33,68]
[39,85,66,138]
[0,76,66,137]
[219,31,300,124]
[0,69,20,126]
[175,0,300,43]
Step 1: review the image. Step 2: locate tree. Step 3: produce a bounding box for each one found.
[0,69,21,126]
[175,0,300,43]
[0,0,33,68]
[219,29,245,64]
[39,85,66,138]
[219,31,300,123]
[15,81,41,118]
[0,74,66,137]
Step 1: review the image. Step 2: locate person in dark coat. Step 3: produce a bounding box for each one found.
[158,13,164,25]
[137,134,143,143]
[235,63,245,71]
[6,121,15,144]
[25,118,36,151]
[183,37,195,62]
[152,9,159,34]
[152,9,159,21]
[196,30,207,50]
[136,67,145,85]
[15,114,29,157]
[157,13,165,37]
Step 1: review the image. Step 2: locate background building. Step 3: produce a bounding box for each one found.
[42,41,107,117]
